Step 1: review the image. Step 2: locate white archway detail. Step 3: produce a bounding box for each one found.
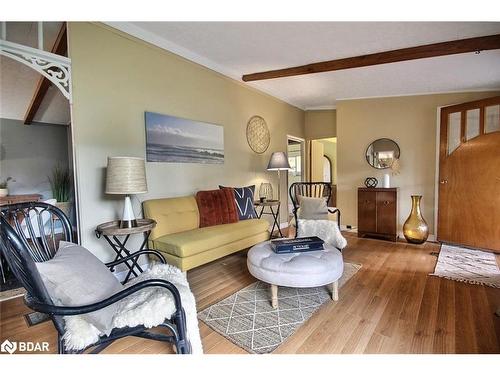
[0,39,72,102]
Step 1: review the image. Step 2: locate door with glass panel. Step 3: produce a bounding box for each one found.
[438,96,500,252]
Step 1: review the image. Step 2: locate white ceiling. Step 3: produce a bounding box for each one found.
[108,22,500,109]
[0,22,70,125]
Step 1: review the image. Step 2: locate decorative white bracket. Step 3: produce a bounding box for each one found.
[0,39,72,102]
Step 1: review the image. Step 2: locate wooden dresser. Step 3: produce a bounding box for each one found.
[0,194,42,206]
[358,187,398,241]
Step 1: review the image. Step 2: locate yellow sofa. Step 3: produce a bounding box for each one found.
[143,196,270,271]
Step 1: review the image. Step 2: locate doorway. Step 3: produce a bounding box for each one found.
[0,22,77,296]
[437,96,500,252]
[287,135,305,208]
[308,137,337,207]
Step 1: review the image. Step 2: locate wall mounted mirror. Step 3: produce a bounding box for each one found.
[365,138,400,169]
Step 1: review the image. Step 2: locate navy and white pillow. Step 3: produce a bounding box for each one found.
[219,185,257,220]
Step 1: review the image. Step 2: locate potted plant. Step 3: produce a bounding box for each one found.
[0,177,14,197]
[49,166,71,216]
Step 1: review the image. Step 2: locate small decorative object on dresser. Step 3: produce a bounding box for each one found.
[358,187,398,241]
[364,177,378,188]
[403,195,429,244]
[383,173,391,188]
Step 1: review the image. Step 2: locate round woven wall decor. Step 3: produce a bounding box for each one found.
[246,115,270,154]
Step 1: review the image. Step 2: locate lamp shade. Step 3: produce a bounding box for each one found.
[105,157,147,195]
[267,152,291,170]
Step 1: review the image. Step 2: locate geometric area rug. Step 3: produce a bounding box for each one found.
[430,244,500,288]
[198,262,361,354]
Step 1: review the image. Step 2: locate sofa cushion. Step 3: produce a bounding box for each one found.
[143,196,200,240]
[152,219,269,258]
[219,185,257,220]
[195,188,239,228]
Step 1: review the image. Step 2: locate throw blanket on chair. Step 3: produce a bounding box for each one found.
[297,219,347,250]
[62,263,203,354]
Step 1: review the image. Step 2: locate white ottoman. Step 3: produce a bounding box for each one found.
[247,241,344,309]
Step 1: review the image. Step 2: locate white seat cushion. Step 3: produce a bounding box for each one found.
[247,241,344,288]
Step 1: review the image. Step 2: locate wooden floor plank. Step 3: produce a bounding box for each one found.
[1,233,499,354]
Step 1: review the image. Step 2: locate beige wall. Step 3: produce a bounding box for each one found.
[68,23,304,261]
[304,109,336,139]
[336,91,500,236]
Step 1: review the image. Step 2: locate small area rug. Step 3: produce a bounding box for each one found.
[431,244,500,288]
[198,262,361,354]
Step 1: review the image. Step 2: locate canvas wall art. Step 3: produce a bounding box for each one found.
[145,111,224,164]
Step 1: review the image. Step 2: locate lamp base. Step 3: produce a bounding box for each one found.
[120,196,137,228]
[119,219,138,229]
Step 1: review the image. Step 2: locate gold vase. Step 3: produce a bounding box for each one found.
[403,195,429,244]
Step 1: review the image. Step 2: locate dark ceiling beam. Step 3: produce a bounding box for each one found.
[242,34,500,82]
[24,22,67,125]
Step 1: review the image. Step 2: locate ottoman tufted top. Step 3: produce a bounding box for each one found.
[247,240,344,288]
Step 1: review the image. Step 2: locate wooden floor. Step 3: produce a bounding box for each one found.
[1,233,499,354]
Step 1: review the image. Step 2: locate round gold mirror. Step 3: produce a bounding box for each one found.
[365,138,400,169]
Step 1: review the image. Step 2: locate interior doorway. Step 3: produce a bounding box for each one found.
[437,95,500,252]
[0,22,77,295]
[308,137,337,206]
[287,135,305,208]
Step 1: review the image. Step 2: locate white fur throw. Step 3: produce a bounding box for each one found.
[297,219,347,250]
[62,263,203,354]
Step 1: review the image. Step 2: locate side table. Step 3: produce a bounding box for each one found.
[95,218,156,282]
[254,200,283,238]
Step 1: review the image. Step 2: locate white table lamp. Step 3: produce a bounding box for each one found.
[105,156,147,228]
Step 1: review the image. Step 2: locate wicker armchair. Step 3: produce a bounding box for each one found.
[289,182,341,237]
[0,202,190,354]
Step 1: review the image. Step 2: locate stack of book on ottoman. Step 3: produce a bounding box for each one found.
[270,236,324,254]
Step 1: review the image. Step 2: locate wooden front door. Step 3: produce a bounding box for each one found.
[438,96,500,252]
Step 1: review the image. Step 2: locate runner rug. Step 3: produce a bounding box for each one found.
[431,244,500,288]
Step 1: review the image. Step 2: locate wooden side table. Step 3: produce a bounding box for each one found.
[95,218,156,282]
[254,200,283,238]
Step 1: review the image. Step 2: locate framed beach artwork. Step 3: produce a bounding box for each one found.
[145,111,224,164]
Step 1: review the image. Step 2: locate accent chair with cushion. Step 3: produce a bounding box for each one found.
[143,189,270,272]
[0,202,196,354]
[289,182,341,236]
